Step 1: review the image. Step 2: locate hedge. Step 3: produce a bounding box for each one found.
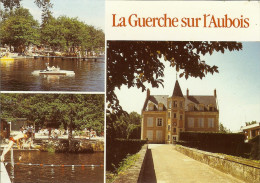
[178,132,250,157]
[249,135,260,160]
[106,138,147,172]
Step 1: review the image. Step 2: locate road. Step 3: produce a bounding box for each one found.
[140,144,244,183]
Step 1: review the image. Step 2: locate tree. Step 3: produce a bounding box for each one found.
[107,41,242,114]
[0,0,51,11]
[40,17,67,51]
[246,121,257,126]
[0,7,40,52]
[0,94,104,139]
[107,112,141,140]
[219,123,231,133]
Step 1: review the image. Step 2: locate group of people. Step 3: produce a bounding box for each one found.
[1,127,33,162]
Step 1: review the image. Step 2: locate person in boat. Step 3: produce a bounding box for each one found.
[46,62,51,71]
[0,130,33,162]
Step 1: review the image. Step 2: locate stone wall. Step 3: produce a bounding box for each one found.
[114,144,148,183]
[175,145,260,183]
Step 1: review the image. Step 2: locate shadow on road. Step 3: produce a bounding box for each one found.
[139,149,157,183]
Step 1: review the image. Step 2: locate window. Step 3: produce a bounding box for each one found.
[199,105,204,111]
[158,103,163,111]
[168,135,170,141]
[156,130,162,141]
[209,106,214,111]
[157,118,163,126]
[147,130,153,141]
[179,101,183,108]
[173,128,176,133]
[172,136,177,141]
[148,103,154,111]
[188,118,194,128]
[147,117,153,127]
[188,104,194,111]
[174,113,177,118]
[168,124,171,131]
[168,101,172,109]
[198,118,204,128]
[208,118,214,128]
[173,101,177,107]
[168,112,171,118]
[180,115,183,120]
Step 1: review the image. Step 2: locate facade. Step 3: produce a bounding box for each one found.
[241,122,260,141]
[141,80,219,144]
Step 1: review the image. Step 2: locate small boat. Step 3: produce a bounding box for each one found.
[32,66,75,76]
[0,56,14,61]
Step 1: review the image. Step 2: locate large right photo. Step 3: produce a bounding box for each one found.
[106,41,260,183]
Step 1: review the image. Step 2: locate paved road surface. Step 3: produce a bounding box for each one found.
[141,144,245,183]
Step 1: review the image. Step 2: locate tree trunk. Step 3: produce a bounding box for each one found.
[68,119,73,151]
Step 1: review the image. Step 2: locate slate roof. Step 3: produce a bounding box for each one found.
[143,95,218,112]
[172,80,184,97]
[184,95,218,111]
[143,95,168,111]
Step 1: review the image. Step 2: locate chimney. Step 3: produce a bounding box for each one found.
[214,89,217,98]
[147,88,150,98]
[186,88,189,97]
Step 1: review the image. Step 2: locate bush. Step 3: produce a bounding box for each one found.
[178,132,249,157]
[106,138,147,172]
[249,135,260,160]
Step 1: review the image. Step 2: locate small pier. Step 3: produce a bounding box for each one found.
[0,162,12,183]
[33,56,104,62]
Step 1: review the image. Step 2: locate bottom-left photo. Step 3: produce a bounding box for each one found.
[0,93,104,183]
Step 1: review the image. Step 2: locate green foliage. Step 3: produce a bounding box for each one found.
[0,0,21,10]
[40,16,104,53]
[109,112,141,140]
[249,135,260,160]
[0,94,104,136]
[219,123,231,133]
[0,7,40,51]
[107,41,242,113]
[0,1,104,54]
[107,153,140,183]
[245,120,257,126]
[178,131,249,157]
[106,138,147,172]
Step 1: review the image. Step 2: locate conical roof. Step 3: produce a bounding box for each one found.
[172,80,184,97]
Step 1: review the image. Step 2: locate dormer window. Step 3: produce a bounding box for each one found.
[199,104,204,111]
[188,104,194,111]
[158,103,163,111]
[148,103,154,111]
[208,104,214,112]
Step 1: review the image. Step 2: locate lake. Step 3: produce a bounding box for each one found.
[1,58,104,91]
[4,150,104,183]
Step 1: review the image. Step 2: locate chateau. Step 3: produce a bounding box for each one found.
[141,80,219,144]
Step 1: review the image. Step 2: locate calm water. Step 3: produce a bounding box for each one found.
[4,151,104,183]
[1,58,104,91]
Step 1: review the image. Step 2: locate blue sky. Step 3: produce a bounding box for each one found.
[21,0,105,30]
[116,42,260,131]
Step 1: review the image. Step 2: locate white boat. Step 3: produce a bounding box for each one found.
[32,66,75,76]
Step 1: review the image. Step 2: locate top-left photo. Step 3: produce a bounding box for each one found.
[0,0,105,92]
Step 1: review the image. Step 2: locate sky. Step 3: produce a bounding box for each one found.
[21,0,105,30]
[115,42,260,132]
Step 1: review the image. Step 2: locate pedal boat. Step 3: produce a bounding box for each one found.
[0,56,14,61]
[32,66,75,76]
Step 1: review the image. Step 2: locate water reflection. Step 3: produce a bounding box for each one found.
[1,58,104,91]
[5,151,104,183]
